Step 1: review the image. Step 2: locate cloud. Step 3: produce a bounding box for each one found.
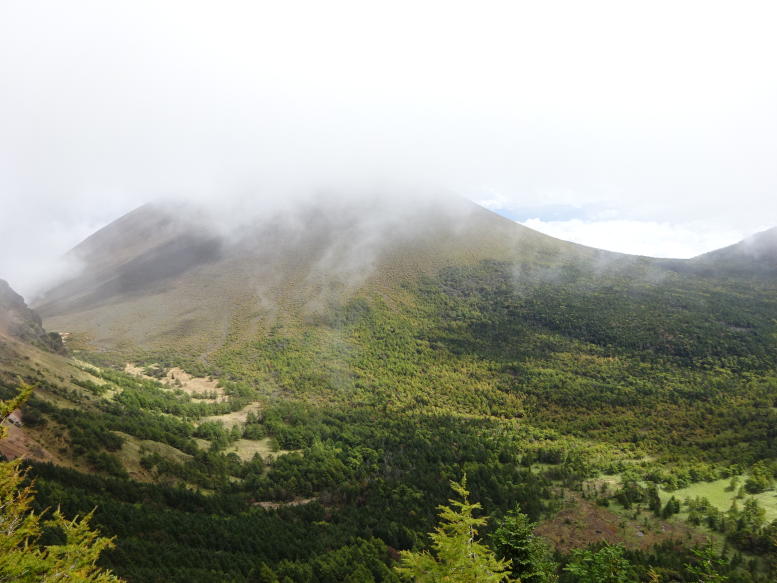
[1,1,776,294]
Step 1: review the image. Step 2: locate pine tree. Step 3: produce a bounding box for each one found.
[0,383,123,582]
[685,541,728,583]
[661,496,680,519]
[563,544,636,583]
[395,477,511,582]
[344,564,376,583]
[647,485,661,516]
[491,506,558,582]
[252,563,280,582]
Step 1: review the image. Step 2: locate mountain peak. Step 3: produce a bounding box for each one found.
[34,196,592,353]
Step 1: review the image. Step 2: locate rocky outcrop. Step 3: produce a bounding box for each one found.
[0,279,66,354]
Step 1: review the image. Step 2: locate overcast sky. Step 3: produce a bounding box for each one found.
[2,1,776,295]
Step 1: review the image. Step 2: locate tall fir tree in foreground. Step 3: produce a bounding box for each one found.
[0,383,123,582]
[395,477,511,582]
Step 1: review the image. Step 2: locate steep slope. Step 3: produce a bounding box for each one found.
[0,278,65,354]
[0,279,211,479]
[36,196,602,354]
[0,279,93,466]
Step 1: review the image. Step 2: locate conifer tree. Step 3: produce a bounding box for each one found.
[685,541,728,583]
[396,477,511,582]
[491,506,557,582]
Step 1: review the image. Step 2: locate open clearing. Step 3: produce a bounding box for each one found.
[225,437,294,462]
[201,401,262,428]
[659,477,777,522]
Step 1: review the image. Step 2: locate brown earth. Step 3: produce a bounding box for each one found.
[536,491,708,553]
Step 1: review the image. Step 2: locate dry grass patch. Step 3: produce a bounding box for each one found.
[163,367,226,401]
[0,419,83,471]
[201,401,262,429]
[225,437,294,462]
[253,497,316,510]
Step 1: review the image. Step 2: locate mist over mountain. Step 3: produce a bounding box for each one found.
[36,194,776,357]
[35,195,599,352]
[688,226,777,275]
[4,2,777,580]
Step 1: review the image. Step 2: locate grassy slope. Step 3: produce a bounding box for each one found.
[659,478,777,523]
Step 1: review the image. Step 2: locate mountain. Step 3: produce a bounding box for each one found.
[35,197,777,371]
[35,196,602,355]
[9,198,777,581]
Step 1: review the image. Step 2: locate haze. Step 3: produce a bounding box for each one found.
[2,0,776,296]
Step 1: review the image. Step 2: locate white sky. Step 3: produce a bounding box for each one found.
[2,1,777,293]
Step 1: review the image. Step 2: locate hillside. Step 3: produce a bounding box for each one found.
[687,226,777,276]
[6,199,777,582]
[36,197,601,355]
[0,279,102,467]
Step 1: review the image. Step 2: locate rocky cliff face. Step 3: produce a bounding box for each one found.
[0,279,66,354]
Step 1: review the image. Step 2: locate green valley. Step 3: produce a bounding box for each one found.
[3,200,777,582]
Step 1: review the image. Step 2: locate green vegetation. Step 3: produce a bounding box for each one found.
[0,384,122,582]
[491,505,558,582]
[564,544,637,583]
[7,243,777,581]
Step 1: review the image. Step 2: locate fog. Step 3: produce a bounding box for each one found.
[2,1,776,296]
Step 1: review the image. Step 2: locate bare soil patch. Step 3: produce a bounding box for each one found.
[537,491,707,553]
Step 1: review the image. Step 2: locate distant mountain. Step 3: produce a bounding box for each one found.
[33,196,777,368]
[686,226,777,276]
[35,196,602,354]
